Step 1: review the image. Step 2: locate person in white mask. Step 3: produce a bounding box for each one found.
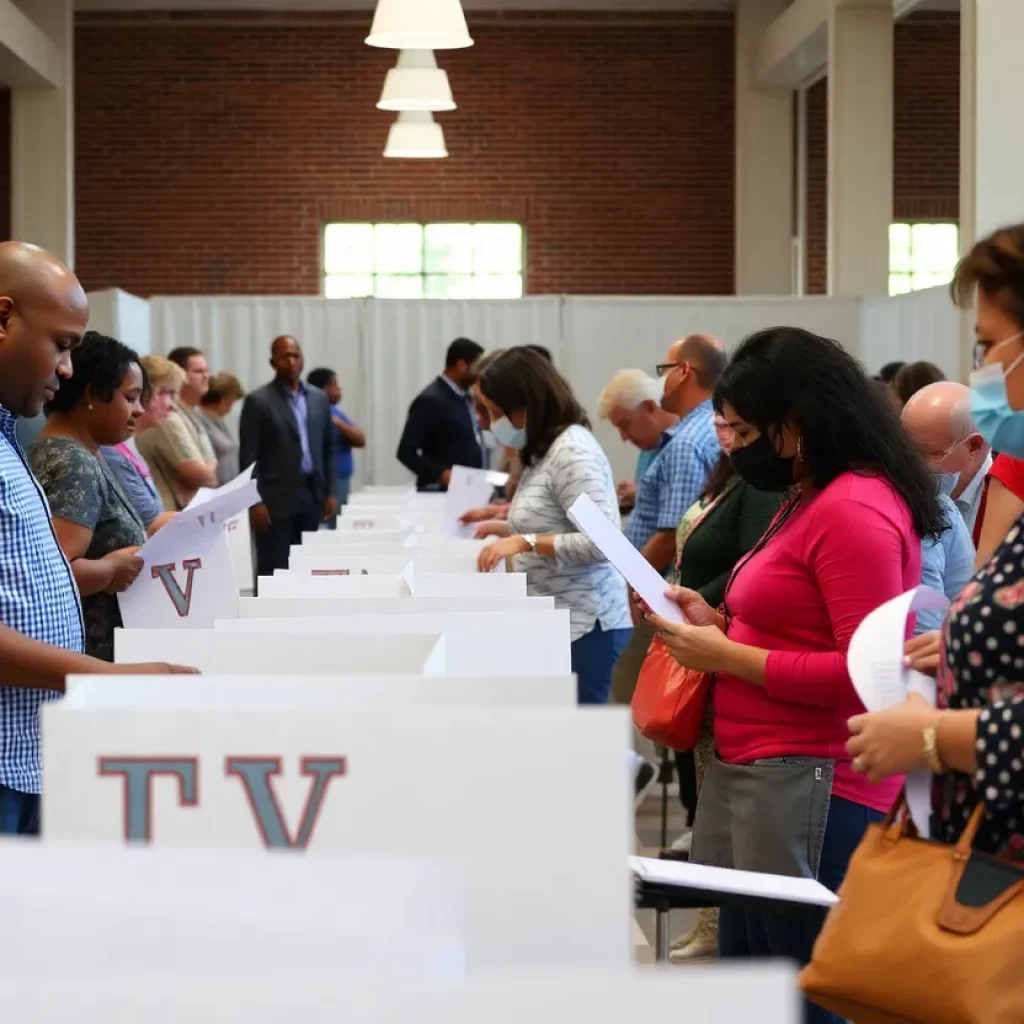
[848,223,1024,871]
[472,347,631,706]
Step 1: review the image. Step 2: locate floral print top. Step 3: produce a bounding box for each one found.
[936,516,1024,860]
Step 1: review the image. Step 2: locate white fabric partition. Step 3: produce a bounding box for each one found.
[860,285,961,381]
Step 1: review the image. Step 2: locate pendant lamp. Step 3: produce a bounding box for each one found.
[366,0,473,50]
[378,50,456,112]
[383,111,448,159]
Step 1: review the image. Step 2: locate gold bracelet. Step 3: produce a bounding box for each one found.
[922,718,946,774]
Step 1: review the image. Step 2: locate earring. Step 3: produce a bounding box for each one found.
[796,436,804,461]
[88,404,94,411]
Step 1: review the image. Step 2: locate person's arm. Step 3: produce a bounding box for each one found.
[238,394,259,476]
[723,498,911,706]
[397,395,445,485]
[322,397,338,496]
[696,486,783,610]
[640,530,678,573]
[148,511,175,535]
[640,439,705,572]
[334,413,366,449]
[161,415,217,490]
[102,448,163,531]
[975,477,1024,569]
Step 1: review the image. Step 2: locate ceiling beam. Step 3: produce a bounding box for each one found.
[0,0,63,88]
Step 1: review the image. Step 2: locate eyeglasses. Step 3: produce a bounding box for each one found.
[973,330,1024,370]
[922,439,964,464]
[655,361,683,377]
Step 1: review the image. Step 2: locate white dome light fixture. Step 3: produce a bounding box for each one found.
[383,111,448,159]
[378,50,456,113]
[366,0,473,51]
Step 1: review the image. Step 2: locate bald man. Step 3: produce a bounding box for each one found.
[239,335,337,582]
[902,381,993,538]
[0,242,194,834]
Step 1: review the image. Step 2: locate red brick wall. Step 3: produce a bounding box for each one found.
[805,12,960,294]
[74,11,736,297]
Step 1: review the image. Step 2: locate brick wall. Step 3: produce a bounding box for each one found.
[74,11,736,297]
[805,12,960,294]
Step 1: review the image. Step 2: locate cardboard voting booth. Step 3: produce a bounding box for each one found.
[42,707,633,969]
[237,596,555,618]
[9,970,800,1024]
[114,629,447,675]
[259,572,526,600]
[64,674,578,709]
[300,530,412,547]
[216,609,573,677]
[286,552,495,576]
[0,841,465,980]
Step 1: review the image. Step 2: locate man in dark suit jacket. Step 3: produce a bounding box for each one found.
[240,335,337,581]
[397,338,485,491]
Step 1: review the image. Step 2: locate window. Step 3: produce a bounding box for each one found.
[323,222,524,299]
[889,222,959,296]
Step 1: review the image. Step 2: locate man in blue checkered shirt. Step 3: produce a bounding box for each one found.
[608,334,727,711]
[0,242,197,836]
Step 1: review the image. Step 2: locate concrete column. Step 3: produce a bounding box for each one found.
[827,3,893,297]
[10,0,74,266]
[734,0,795,295]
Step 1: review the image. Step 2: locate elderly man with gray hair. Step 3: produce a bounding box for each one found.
[902,381,993,540]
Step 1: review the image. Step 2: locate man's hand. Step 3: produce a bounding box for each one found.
[102,548,144,594]
[323,495,338,522]
[617,481,637,507]
[112,663,201,675]
[439,469,452,488]
[250,503,272,534]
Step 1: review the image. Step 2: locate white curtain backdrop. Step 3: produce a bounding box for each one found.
[145,291,973,488]
[860,286,961,381]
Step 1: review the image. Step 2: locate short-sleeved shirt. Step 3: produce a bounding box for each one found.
[30,437,146,662]
[331,405,356,479]
[918,491,976,634]
[625,399,719,556]
[102,440,164,529]
[0,409,85,795]
[136,406,214,511]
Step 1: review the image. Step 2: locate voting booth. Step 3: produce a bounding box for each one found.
[256,572,526,600]
[42,706,633,968]
[238,596,554,617]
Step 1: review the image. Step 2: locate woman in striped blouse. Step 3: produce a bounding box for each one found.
[473,347,631,705]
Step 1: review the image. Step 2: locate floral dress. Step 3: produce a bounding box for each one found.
[936,516,1024,860]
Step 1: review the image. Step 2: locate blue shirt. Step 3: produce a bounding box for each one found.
[331,405,356,479]
[918,491,976,634]
[626,400,719,554]
[0,407,85,794]
[102,442,164,529]
[285,382,314,477]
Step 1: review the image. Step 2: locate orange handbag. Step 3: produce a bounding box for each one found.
[630,635,711,751]
[799,794,1024,1024]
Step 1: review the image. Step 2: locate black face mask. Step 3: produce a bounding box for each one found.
[729,433,796,492]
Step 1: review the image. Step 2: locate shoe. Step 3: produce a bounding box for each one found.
[634,761,657,810]
[669,911,718,964]
[669,830,692,854]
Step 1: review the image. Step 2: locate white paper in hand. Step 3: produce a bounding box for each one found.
[567,492,682,623]
[847,585,949,835]
[442,466,495,539]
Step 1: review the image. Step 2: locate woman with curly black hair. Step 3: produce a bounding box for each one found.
[30,331,148,661]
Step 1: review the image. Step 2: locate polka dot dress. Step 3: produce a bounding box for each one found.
[936,519,1024,859]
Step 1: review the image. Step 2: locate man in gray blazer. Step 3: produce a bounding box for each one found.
[240,335,337,582]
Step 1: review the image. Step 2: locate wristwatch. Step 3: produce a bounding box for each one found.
[523,533,538,552]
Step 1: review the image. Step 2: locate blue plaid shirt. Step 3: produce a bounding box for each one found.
[0,407,84,794]
[626,399,719,554]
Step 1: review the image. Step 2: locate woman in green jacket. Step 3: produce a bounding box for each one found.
[663,413,784,962]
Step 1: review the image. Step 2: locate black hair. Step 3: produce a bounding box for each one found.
[714,327,945,541]
[524,344,552,363]
[892,361,945,407]
[307,367,337,391]
[46,331,144,416]
[167,346,203,371]
[477,347,590,468]
[878,361,906,383]
[445,337,484,369]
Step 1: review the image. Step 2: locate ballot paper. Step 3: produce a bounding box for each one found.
[442,466,496,538]
[567,492,683,623]
[630,855,838,908]
[117,466,260,628]
[186,476,256,594]
[486,470,510,488]
[846,585,950,835]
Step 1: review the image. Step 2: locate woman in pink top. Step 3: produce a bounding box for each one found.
[646,328,945,1024]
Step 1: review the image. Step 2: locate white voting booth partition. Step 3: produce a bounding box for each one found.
[11,972,799,1024]
[258,572,525,600]
[216,608,573,677]
[114,629,448,675]
[238,596,554,617]
[285,552,487,575]
[42,706,633,969]
[64,674,577,709]
[0,840,465,980]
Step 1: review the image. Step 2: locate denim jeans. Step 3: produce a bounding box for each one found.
[0,783,40,836]
[718,795,883,1024]
[570,622,632,705]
